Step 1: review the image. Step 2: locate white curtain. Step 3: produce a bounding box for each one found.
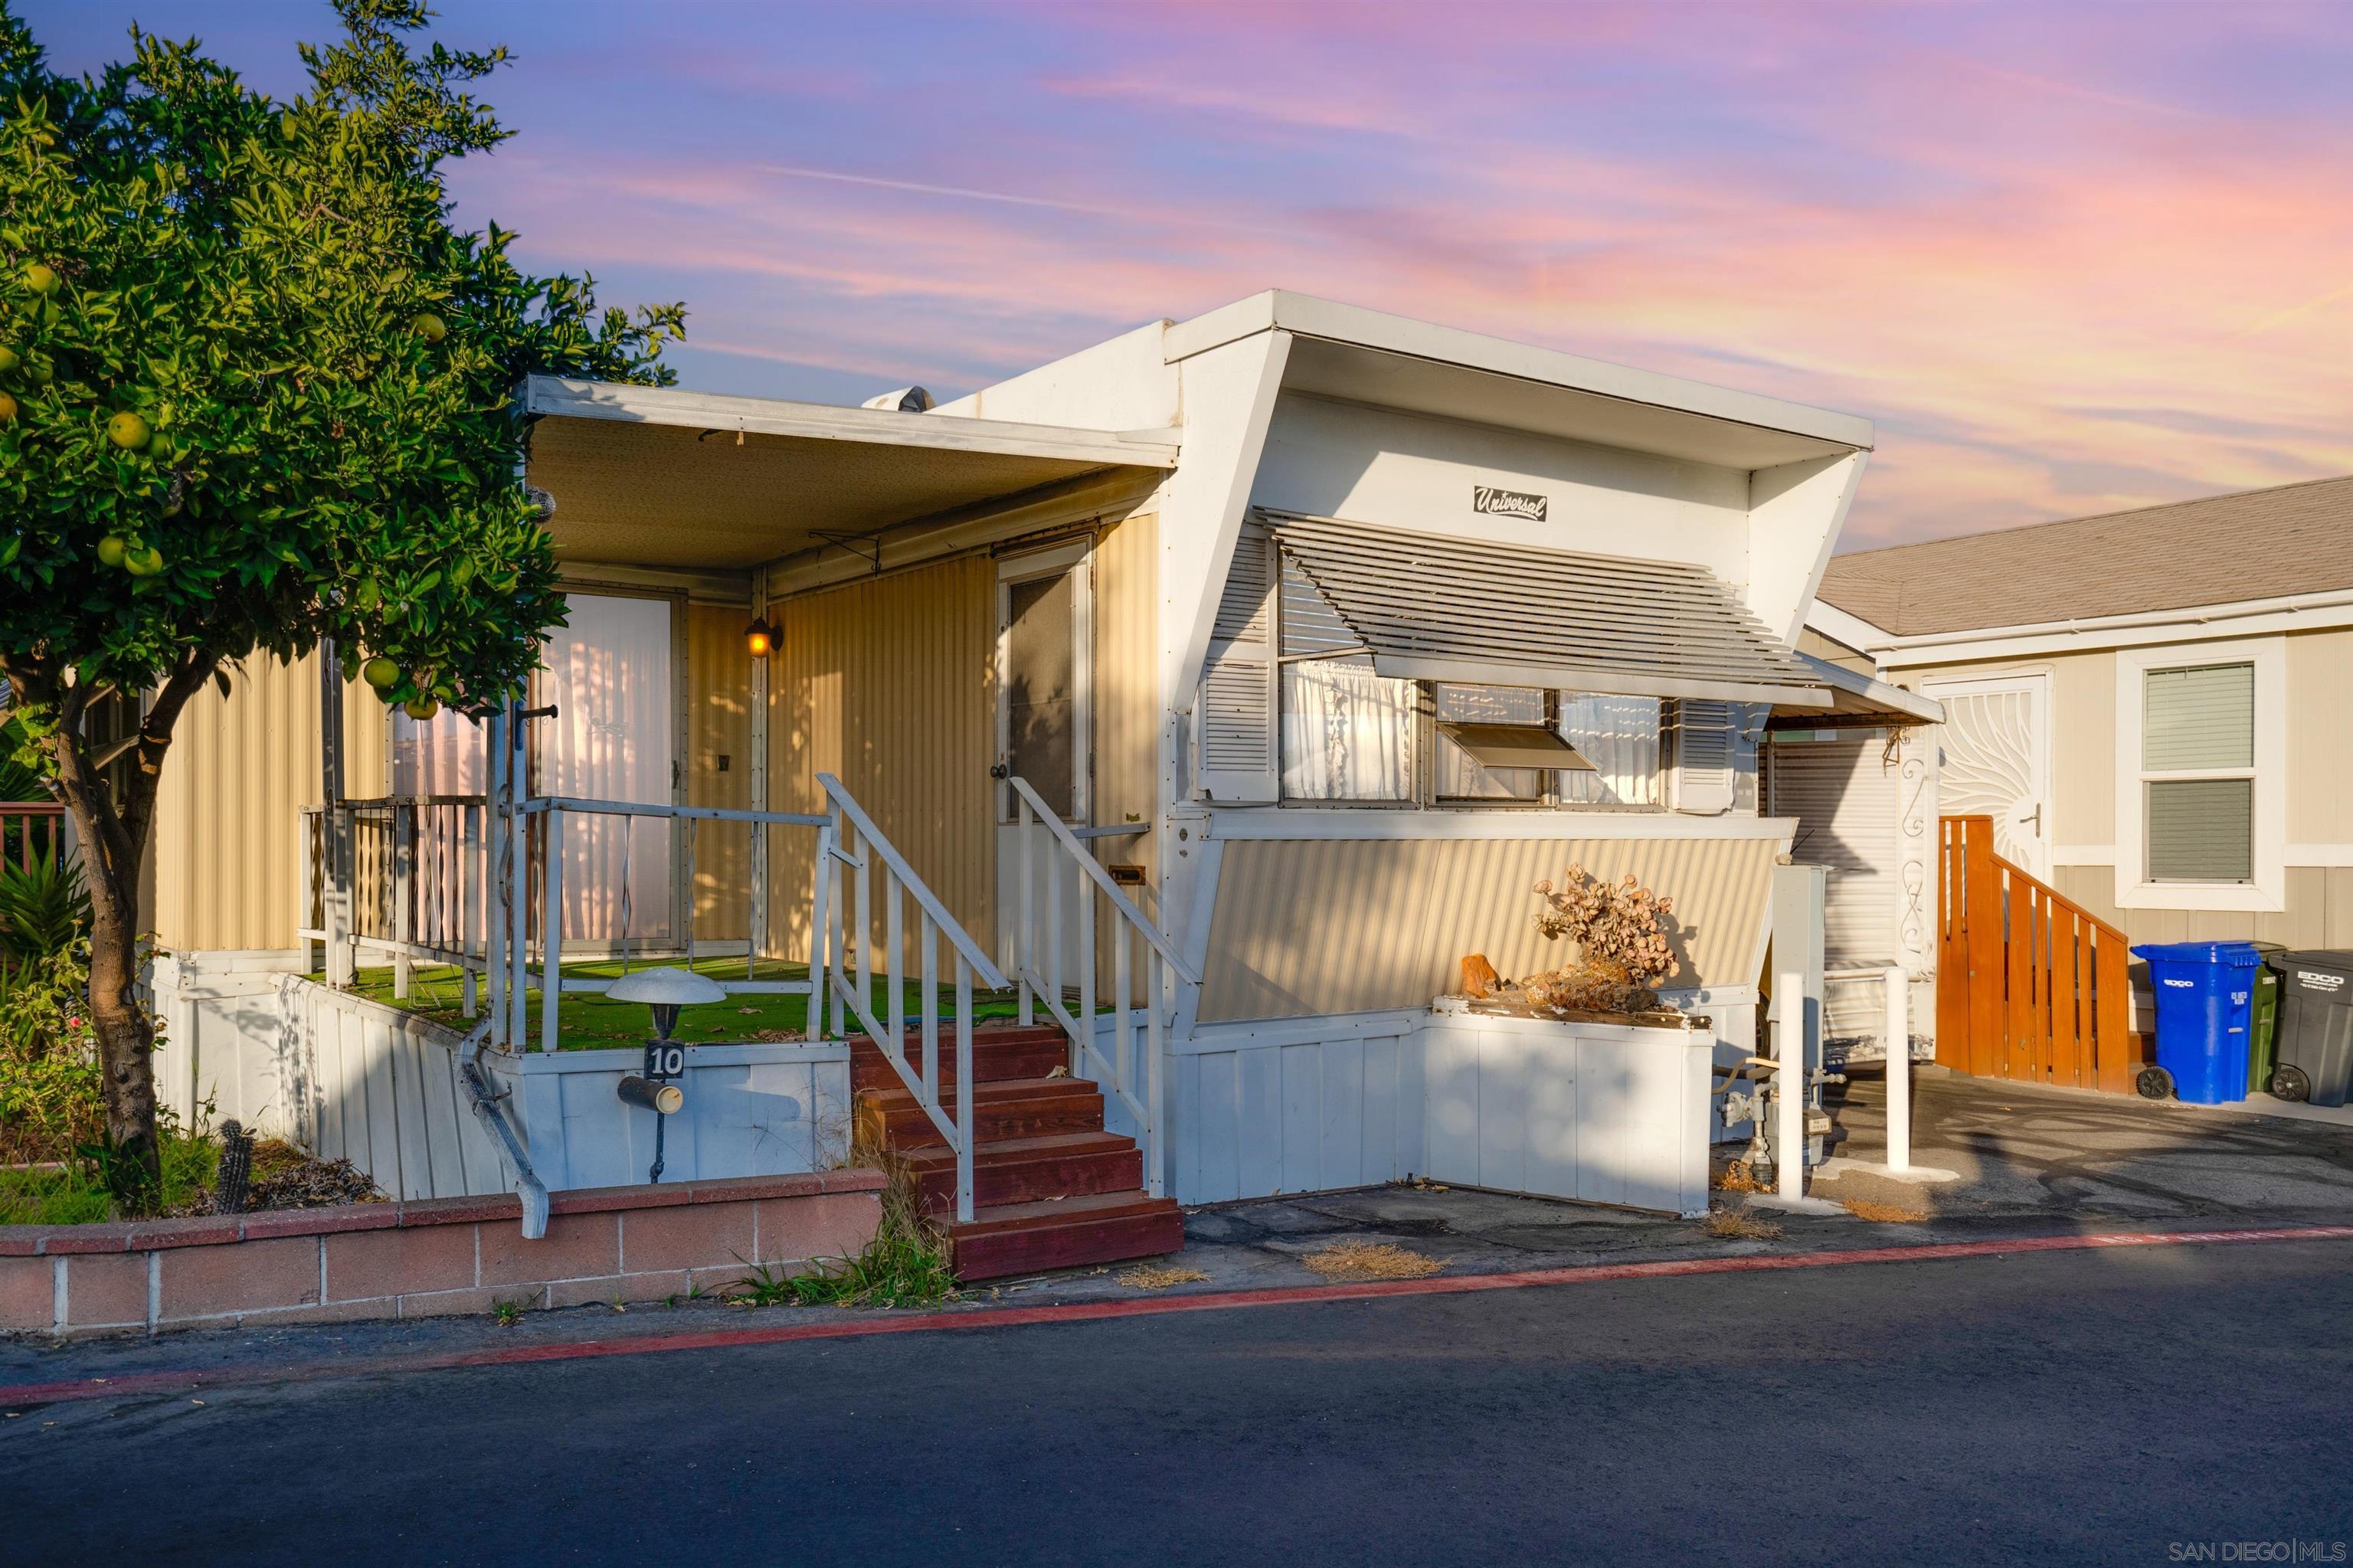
[1281,659,1416,801]
[391,708,485,797]
[1559,695,1664,807]
[536,593,674,946]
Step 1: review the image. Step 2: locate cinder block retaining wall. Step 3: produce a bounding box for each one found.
[0,1169,884,1338]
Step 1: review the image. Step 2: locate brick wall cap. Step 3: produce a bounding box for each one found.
[239,1203,399,1241]
[124,1216,243,1250]
[396,1193,525,1228]
[5,1172,880,1255]
[549,1182,695,1217]
[38,1223,136,1255]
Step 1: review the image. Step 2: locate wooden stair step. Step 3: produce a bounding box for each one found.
[947,1190,1186,1282]
[856,1076,1101,1149]
[850,1027,1067,1095]
[898,1131,1142,1214]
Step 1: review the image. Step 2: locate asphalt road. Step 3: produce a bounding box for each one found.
[7,1239,2349,1566]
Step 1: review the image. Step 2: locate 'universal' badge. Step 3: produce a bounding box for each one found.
[1473,485,1548,522]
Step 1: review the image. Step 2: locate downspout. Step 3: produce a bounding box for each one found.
[457,1017,550,1239]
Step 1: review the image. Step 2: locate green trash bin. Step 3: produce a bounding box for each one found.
[2249,941,2286,1096]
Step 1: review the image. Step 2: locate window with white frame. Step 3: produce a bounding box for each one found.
[2139,661,2255,882]
[1207,525,1679,810]
[2115,637,2284,912]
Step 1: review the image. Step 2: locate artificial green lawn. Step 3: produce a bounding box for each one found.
[326,954,1026,1051]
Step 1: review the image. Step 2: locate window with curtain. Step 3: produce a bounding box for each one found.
[1280,656,1418,801]
[2142,661,2254,882]
[1264,542,1667,809]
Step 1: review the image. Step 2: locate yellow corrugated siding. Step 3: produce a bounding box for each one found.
[684,602,754,941]
[767,555,998,961]
[1092,512,1159,886]
[152,653,386,954]
[1198,834,1782,1023]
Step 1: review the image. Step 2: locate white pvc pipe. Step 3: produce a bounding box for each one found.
[1883,964,1912,1174]
[1777,971,1806,1199]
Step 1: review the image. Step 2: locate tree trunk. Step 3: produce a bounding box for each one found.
[82,829,162,1213]
[28,653,221,1216]
[51,725,164,1213]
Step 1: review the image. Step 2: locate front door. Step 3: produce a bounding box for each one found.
[1921,673,2050,878]
[994,544,1091,973]
[533,590,682,949]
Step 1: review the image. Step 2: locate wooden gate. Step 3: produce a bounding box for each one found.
[1937,814,2139,1092]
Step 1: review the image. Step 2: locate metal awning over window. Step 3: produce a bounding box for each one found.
[1763,653,1943,731]
[1259,509,1831,709]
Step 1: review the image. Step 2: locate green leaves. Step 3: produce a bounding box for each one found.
[0,0,679,723]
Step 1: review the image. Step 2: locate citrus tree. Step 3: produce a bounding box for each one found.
[0,0,685,1211]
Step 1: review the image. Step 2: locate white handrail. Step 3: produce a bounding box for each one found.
[1006,777,1197,982]
[1005,775,1193,1201]
[816,773,1009,1223]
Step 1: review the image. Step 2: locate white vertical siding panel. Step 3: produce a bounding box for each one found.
[361,1016,402,1196]
[1317,1038,1364,1190]
[1235,1049,1282,1198]
[1278,1044,1320,1193]
[1359,1034,1398,1184]
[391,1029,436,1202]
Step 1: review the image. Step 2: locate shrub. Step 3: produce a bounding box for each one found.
[0,945,102,1165]
[1531,863,1681,988]
[0,848,93,960]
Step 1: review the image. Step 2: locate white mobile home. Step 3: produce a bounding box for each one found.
[147,291,1913,1273]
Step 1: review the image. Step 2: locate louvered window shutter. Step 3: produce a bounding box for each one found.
[1193,526,1281,802]
[1669,698,1737,815]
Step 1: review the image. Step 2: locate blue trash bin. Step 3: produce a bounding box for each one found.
[2131,940,2264,1104]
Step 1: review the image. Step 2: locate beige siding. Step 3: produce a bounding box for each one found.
[1091,513,1160,890]
[2050,864,2353,951]
[152,653,387,954]
[1796,626,1873,676]
[2288,627,2353,843]
[684,603,754,942]
[1198,834,1782,1023]
[767,555,998,960]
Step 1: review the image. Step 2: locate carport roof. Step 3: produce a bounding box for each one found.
[521,377,1179,572]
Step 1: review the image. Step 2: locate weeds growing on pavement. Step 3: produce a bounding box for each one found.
[1299,1240,1442,1280]
[722,1164,958,1310]
[1700,1206,1785,1242]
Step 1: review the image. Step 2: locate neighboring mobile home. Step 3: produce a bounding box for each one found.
[1805,473,2353,1093]
[144,290,1915,1270]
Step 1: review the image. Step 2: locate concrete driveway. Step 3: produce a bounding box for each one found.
[1815,1065,2353,1223]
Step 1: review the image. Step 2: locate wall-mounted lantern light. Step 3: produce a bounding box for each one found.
[744,614,775,658]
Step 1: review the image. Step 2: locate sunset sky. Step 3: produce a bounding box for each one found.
[21,1,2353,548]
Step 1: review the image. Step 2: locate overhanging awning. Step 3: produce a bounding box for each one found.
[522,377,1180,573]
[1262,509,1832,708]
[1766,653,1943,729]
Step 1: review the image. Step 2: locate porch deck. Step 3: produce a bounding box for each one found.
[326,957,1026,1052]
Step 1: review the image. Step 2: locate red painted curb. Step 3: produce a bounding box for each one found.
[7,1223,2350,1409]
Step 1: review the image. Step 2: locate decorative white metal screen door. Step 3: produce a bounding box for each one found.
[1920,673,2050,878]
[533,591,680,948]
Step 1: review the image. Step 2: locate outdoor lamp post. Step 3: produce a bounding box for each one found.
[607,966,727,1183]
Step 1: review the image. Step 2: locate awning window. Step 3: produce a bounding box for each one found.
[1437,722,1595,772]
[1258,508,1830,709]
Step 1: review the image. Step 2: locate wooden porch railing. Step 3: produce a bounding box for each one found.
[2,801,68,873]
[1936,813,2139,1093]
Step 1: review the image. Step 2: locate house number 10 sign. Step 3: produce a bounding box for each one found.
[644,1041,687,1080]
